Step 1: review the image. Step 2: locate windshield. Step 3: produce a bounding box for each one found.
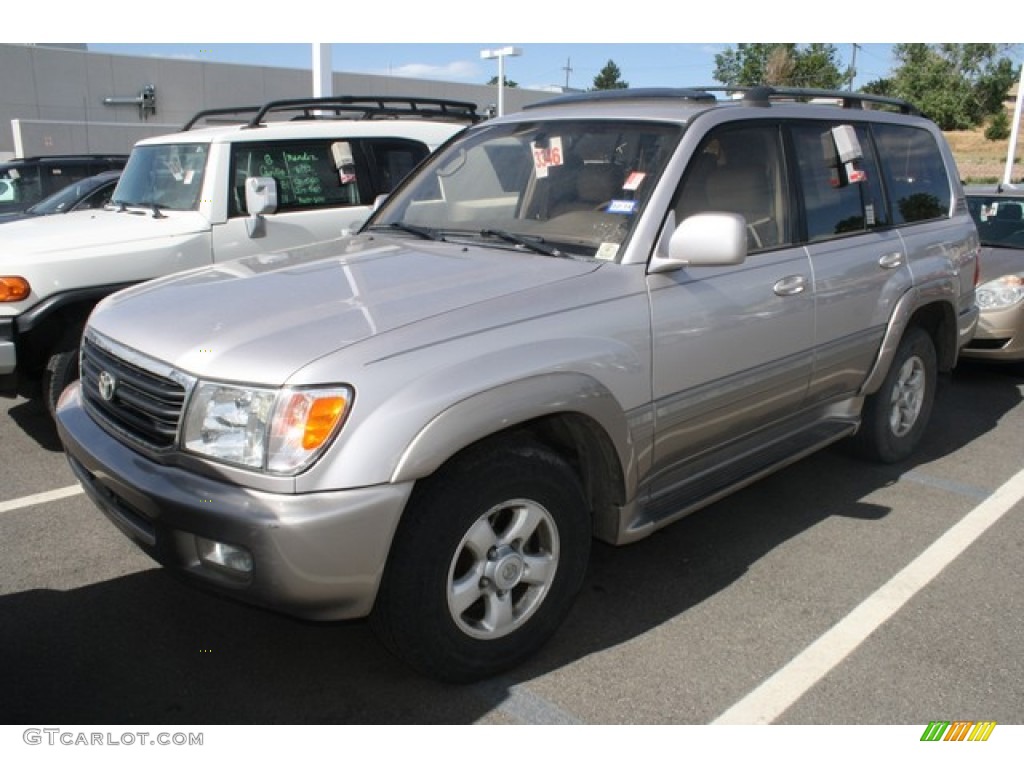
[113,143,209,211]
[369,119,682,260]
[967,194,1024,248]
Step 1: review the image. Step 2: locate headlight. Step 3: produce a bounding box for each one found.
[976,275,1024,310]
[182,382,353,474]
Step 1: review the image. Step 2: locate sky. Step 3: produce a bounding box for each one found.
[11,2,1016,95]
[81,42,901,93]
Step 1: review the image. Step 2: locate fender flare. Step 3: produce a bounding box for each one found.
[15,282,137,335]
[389,370,637,494]
[859,279,957,396]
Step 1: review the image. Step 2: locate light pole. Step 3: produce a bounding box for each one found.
[480,46,522,117]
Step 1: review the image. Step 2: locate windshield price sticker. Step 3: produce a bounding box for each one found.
[623,171,646,191]
[531,137,564,178]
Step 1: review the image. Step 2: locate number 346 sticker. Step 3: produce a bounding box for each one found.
[531,137,564,178]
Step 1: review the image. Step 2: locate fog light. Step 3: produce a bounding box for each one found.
[196,537,253,575]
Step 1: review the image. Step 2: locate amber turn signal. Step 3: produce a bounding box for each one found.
[0,276,30,302]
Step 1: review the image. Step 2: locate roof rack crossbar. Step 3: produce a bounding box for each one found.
[182,96,481,132]
[182,105,263,131]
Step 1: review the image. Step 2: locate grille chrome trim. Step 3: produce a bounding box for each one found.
[81,330,196,451]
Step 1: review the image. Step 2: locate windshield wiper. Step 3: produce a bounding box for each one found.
[369,221,444,241]
[112,200,166,218]
[479,229,565,258]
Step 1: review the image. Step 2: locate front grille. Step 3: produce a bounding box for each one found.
[81,335,189,449]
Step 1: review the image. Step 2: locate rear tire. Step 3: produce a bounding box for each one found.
[851,327,936,463]
[371,437,591,683]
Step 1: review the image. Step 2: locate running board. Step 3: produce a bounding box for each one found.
[629,420,857,539]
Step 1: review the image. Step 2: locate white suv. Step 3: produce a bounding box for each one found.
[0,96,477,413]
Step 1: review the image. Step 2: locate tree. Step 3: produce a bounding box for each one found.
[592,60,628,90]
[486,75,518,88]
[713,44,849,88]
[985,109,1011,142]
[884,44,1016,131]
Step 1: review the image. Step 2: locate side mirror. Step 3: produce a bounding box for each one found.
[244,176,278,238]
[649,211,748,274]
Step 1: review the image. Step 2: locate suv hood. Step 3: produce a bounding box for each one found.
[0,207,208,260]
[90,234,602,385]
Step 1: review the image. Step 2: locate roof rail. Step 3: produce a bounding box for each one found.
[524,86,919,116]
[526,87,717,109]
[182,96,482,131]
[692,86,920,115]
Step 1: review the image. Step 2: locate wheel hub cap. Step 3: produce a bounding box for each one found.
[488,547,525,591]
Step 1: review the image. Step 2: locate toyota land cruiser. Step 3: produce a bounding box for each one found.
[56,87,979,682]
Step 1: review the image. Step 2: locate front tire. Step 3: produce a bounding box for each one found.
[371,437,591,683]
[43,345,80,419]
[852,327,936,463]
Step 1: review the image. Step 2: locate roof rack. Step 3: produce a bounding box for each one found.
[526,85,919,116]
[182,96,482,131]
[691,85,920,114]
[527,87,717,109]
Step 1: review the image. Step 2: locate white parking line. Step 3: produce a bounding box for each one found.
[0,485,84,515]
[713,464,1024,725]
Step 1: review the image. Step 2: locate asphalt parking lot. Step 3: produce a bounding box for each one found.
[1,362,1022,726]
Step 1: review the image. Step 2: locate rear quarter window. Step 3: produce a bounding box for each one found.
[870,123,951,225]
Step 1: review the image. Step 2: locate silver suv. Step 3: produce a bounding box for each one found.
[56,87,979,682]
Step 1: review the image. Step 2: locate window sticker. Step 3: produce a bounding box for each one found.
[607,200,638,214]
[595,242,619,261]
[623,171,646,191]
[531,137,564,178]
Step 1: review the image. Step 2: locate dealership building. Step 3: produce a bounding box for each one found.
[0,44,561,160]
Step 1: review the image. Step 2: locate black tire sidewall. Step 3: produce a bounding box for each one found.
[372,439,590,682]
[857,328,937,463]
[44,345,80,418]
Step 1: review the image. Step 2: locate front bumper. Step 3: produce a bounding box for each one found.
[960,305,1024,362]
[55,381,413,621]
[0,318,16,394]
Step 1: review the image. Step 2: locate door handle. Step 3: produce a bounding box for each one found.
[773,275,807,296]
[879,251,904,269]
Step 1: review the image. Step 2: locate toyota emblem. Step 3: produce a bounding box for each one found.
[97,370,117,402]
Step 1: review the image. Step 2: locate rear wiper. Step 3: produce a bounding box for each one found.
[369,221,444,241]
[479,229,565,258]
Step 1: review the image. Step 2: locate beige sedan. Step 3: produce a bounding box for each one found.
[963,185,1024,363]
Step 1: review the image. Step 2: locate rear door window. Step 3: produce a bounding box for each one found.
[789,122,889,243]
